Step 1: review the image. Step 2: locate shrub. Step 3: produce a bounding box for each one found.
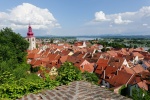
[82,71,99,84]
[56,62,82,85]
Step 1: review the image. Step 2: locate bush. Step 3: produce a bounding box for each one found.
[30,66,40,73]
[82,71,99,84]
[0,74,60,99]
[119,85,127,96]
[56,62,82,85]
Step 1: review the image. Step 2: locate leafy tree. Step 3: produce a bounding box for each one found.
[0,28,61,99]
[134,45,138,49]
[82,71,99,84]
[0,71,15,84]
[13,63,30,79]
[131,88,150,100]
[50,38,54,43]
[118,85,127,96]
[30,66,40,73]
[148,49,150,53]
[56,62,82,85]
[143,92,150,100]
[101,47,110,52]
[0,28,29,74]
[0,28,29,63]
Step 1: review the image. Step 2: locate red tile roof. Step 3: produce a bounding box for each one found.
[131,64,145,73]
[132,52,144,58]
[101,66,118,80]
[67,56,83,64]
[127,74,141,85]
[41,50,50,57]
[137,80,148,91]
[40,57,49,62]
[80,63,94,73]
[61,50,70,56]
[27,53,41,59]
[120,48,130,56]
[60,55,69,63]
[106,70,133,87]
[121,66,135,74]
[134,48,144,52]
[107,51,118,57]
[48,54,60,61]
[108,57,124,69]
[95,58,109,74]
[129,48,134,53]
[74,42,83,46]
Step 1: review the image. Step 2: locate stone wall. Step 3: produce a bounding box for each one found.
[18,81,132,100]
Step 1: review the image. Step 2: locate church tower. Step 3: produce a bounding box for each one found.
[25,24,36,50]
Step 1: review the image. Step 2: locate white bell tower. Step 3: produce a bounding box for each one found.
[25,24,36,50]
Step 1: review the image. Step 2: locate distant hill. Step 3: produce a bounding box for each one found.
[35,35,150,39]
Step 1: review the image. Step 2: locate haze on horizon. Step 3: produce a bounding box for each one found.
[0,0,150,36]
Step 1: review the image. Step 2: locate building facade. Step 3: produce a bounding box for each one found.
[25,25,36,50]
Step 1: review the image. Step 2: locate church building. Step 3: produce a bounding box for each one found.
[25,25,36,50]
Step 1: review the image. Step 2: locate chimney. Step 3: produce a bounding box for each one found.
[115,69,118,75]
[103,70,105,79]
[93,64,97,72]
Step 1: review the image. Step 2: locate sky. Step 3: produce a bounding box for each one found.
[0,0,150,36]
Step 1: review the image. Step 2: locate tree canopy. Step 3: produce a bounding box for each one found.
[56,62,82,85]
[0,28,29,73]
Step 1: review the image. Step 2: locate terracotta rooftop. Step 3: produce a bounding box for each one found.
[27,53,40,59]
[131,64,145,73]
[95,58,108,75]
[106,70,133,87]
[121,66,135,74]
[107,51,118,57]
[133,48,144,52]
[80,63,94,73]
[132,52,144,58]
[74,41,83,46]
[18,81,131,100]
[60,55,69,63]
[137,80,148,91]
[108,57,124,69]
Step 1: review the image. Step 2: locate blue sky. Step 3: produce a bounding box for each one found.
[0,0,150,36]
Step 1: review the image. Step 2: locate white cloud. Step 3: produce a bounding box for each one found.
[94,11,110,21]
[114,15,132,24]
[142,23,148,26]
[0,3,60,35]
[139,6,150,17]
[86,6,150,35]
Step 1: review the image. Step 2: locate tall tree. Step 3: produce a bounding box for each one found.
[0,27,29,72]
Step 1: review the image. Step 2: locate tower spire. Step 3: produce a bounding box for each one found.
[27,24,34,37]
